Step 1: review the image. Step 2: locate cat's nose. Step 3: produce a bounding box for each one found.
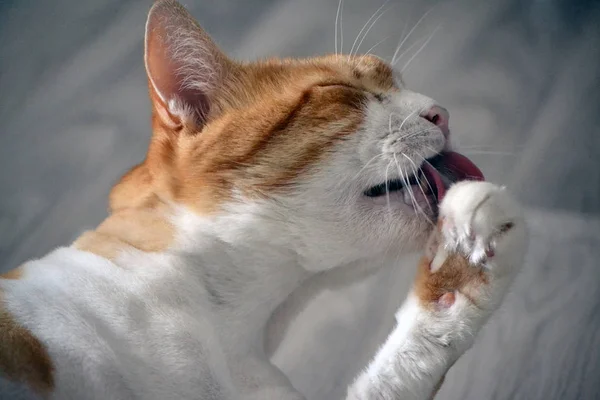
[421,106,449,138]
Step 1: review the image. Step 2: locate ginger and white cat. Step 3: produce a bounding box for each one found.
[0,1,528,399]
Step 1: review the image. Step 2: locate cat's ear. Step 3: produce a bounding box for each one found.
[145,0,231,129]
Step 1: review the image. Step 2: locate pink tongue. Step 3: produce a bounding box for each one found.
[422,151,484,201]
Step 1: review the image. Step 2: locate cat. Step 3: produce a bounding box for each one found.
[0,1,528,399]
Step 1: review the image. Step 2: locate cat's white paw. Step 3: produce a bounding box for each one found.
[435,181,527,271]
[418,181,528,314]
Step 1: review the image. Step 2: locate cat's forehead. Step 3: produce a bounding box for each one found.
[237,54,398,97]
[346,55,399,89]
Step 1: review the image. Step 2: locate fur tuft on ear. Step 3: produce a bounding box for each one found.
[145,0,231,129]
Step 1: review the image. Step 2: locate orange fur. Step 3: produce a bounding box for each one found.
[123,55,397,214]
[74,53,398,259]
[73,204,174,261]
[1,269,54,394]
[0,267,23,280]
[414,252,487,309]
[0,296,54,396]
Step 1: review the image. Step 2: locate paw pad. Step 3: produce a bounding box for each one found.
[438,292,455,308]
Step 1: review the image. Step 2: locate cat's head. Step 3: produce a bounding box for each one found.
[110,0,483,270]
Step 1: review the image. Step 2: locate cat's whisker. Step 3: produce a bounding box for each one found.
[419,168,436,202]
[422,144,441,156]
[340,0,344,57]
[390,7,434,66]
[334,0,344,57]
[399,127,440,141]
[459,150,517,156]
[394,154,418,215]
[390,127,441,146]
[412,167,435,225]
[421,155,437,172]
[401,25,441,73]
[356,36,390,67]
[348,0,389,60]
[403,155,434,225]
[390,114,427,214]
[397,109,421,132]
[412,151,429,165]
[455,144,525,150]
[399,165,419,215]
[391,33,432,67]
[385,159,393,214]
[413,151,436,189]
[403,155,428,198]
[384,114,398,217]
[350,0,389,56]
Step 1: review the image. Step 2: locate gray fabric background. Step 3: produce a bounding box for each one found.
[1,0,599,399]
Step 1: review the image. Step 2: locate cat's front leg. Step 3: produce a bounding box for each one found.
[347,181,528,400]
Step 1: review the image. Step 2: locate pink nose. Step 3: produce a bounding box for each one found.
[421,106,450,137]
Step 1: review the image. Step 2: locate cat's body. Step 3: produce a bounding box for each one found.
[0,1,528,399]
[1,218,299,400]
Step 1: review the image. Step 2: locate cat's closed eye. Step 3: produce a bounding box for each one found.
[373,93,385,102]
[315,82,360,91]
[315,82,386,104]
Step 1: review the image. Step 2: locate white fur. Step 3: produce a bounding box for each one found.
[0,88,527,400]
